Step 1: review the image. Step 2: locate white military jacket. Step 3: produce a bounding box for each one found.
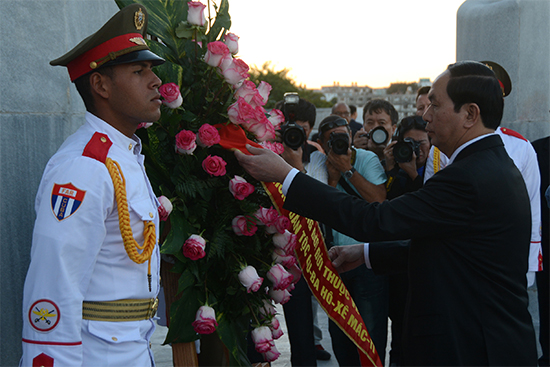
[21,113,160,367]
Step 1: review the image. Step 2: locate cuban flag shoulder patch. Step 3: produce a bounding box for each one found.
[51,183,86,221]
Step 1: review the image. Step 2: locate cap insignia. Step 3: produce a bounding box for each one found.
[129,37,147,46]
[134,8,145,30]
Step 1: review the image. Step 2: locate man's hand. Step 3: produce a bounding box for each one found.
[281,144,304,172]
[383,141,398,171]
[353,128,369,149]
[328,244,365,273]
[235,145,293,183]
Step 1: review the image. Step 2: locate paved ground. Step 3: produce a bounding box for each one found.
[152,287,541,366]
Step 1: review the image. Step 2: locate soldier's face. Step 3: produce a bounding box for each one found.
[107,61,162,126]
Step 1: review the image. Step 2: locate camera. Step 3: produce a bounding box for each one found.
[328,132,350,155]
[279,92,306,150]
[366,126,389,145]
[393,137,421,163]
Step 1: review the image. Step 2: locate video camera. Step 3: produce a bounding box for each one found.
[279,92,307,150]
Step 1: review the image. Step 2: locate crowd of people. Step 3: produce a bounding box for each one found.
[241,61,549,367]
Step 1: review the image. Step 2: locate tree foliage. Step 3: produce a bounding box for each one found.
[386,82,419,95]
[249,62,332,109]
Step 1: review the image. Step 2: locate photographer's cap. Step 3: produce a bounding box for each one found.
[480,61,512,97]
[50,4,165,82]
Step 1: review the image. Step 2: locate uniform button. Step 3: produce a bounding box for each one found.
[149,212,154,218]
[129,144,133,150]
[112,337,118,341]
[100,137,107,143]
[149,342,152,348]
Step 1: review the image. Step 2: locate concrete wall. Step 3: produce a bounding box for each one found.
[0,1,119,365]
[457,0,550,141]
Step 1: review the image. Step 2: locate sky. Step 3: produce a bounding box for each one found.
[228,0,466,89]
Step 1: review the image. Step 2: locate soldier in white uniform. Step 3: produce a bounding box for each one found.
[422,61,542,282]
[21,4,165,366]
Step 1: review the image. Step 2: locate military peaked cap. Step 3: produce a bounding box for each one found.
[481,60,512,97]
[50,4,164,82]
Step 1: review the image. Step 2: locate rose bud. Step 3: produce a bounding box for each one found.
[197,123,221,147]
[175,129,197,155]
[258,299,276,318]
[254,207,278,227]
[287,264,302,284]
[238,265,263,293]
[224,32,239,54]
[159,82,183,109]
[137,122,153,129]
[262,345,281,362]
[204,41,230,67]
[269,317,283,340]
[232,215,258,236]
[251,326,274,353]
[256,81,272,106]
[267,264,294,290]
[260,141,284,155]
[272,248,297,268]
[182,234,206,260]
[272,230,297,255]
[268,288,291,304]
[187,1,206,26]
[157,196,173,221]
[229,175,255,201]
[191,305,218,334]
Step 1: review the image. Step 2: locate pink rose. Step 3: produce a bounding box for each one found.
[238,265,264,293]
[234,81,258,104]
[228,97,264,126]
[272,230,297,255]
[224,32,239,54]
[232,215,258,236]
[247,116,276,142]
[287,264,302,285]
[182,234,206,260]
[260,141,284,155]
[202,155,226,176]
[268,317,283,339]
[192,305,218,334]
[220,57,249,85]
[157,196,173,221]
[272,248,297,268]
[175,129,197,155]
[137,122,153,129]
[229,175,255,200]
[252,326,274,353]
[159,83,183,109]
[197,124,221,147]
[204,41,230,67]
[267,264,294,291]
[259,299,276,318]
[262,345,281,362]
[266,215,290,234]
[269,288,291,304]
[254,207,279,227]
[268,109,285,130]
[187,1,206,26]
[255,81,272,106]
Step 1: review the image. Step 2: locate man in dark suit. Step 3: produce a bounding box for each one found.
[235,61,537,366]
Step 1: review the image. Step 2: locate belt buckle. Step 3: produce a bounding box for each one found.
[147,298,159,319]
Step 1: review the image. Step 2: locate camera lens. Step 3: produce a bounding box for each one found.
[370,126,389,145]
[393,141,413,163]
[281,123,306,150]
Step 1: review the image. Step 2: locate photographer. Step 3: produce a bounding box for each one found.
[353,99,398,162]
[308,115,388,366]
[276,95,322,174]
[384,115,430,200]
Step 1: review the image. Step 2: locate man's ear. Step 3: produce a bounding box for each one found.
[89,72,111,99]
[463,103,481,129]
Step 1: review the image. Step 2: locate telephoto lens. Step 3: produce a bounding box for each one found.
[328,132,350,155]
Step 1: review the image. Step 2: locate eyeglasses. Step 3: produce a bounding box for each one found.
[334,111,350,117]
[319,117,349,135]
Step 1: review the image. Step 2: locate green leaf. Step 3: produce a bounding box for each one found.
[175,21,194,39]
[165,286,202,344]
[206,0,231,42]
[217,314,250,366]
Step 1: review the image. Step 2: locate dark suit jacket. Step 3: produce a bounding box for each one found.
[284,135,537,366]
